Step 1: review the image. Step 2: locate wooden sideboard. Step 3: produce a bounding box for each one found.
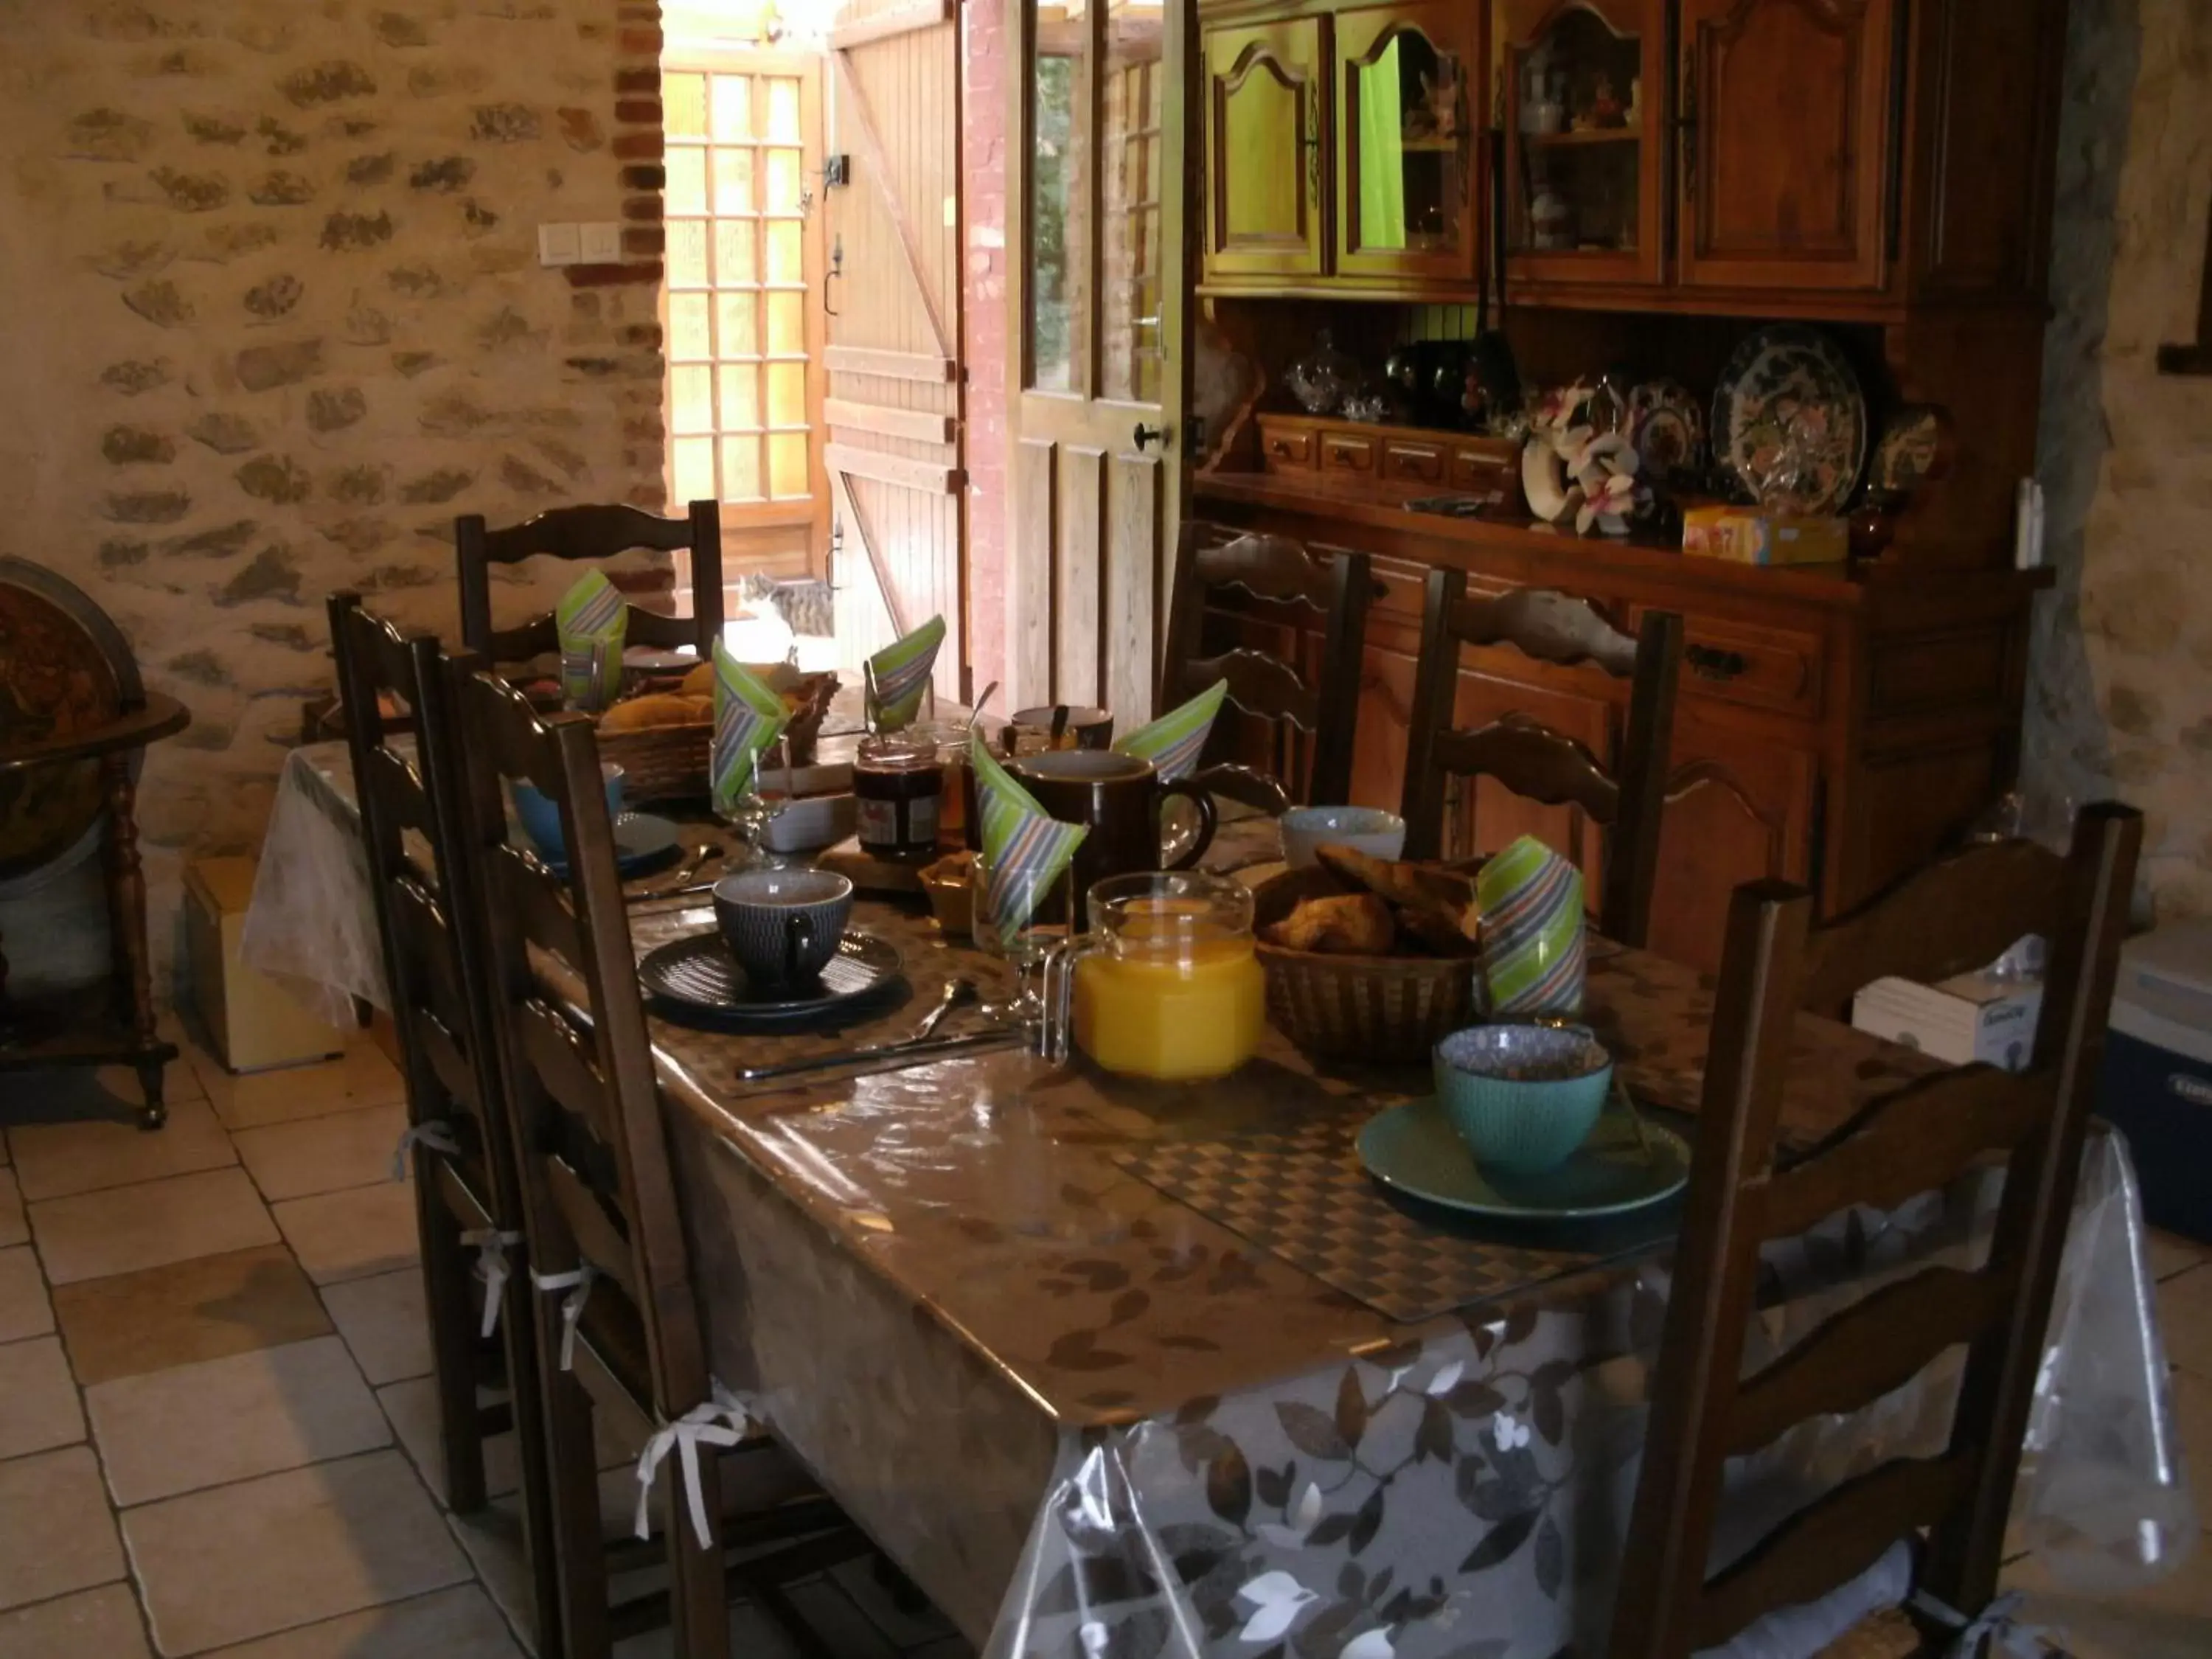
[1182,0,2073,973]
[1192,474,2047,975]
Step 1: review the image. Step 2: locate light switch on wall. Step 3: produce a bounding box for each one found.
[537,223,581,267]
[578,222,622,264]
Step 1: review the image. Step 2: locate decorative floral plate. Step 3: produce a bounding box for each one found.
[1710,324,1868,515]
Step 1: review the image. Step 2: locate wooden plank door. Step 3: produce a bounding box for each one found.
[1006,0,1194,720]
[825,0,966,696]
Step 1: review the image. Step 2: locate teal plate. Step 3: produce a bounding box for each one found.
[1357,1096,1691,1221]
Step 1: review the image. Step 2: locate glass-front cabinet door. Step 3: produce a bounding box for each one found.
[1201,18,1328,281]
[1334,1,1480,283]
[1495,0,1665,289]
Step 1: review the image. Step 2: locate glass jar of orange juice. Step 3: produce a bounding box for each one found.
[1068,872,1266,1081]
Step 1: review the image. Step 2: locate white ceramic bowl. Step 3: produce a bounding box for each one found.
[1280,806,1407,870]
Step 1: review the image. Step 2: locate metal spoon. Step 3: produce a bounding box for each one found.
[627,843,719,903]
[1611,1072,1656,1165]
[909,976,974,1043]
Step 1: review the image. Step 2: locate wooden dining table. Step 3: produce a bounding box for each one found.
[268,747,2186,1658]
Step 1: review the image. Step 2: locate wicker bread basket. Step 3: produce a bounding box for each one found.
[596,669,838,804]
[1253,866,1478,1064]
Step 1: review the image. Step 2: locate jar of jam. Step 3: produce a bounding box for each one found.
[854,733,942,859]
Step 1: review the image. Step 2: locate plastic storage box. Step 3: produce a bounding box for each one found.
[2098,919,2212,1242]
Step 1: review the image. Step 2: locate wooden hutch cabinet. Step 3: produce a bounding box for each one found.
[1188,0,2070,974]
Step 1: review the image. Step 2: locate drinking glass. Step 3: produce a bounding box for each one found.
[968,852,1071,1030]
[717,735,793,870]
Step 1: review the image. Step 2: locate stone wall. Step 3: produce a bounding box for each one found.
[0,0,669,987]
[2028,0,2212,922]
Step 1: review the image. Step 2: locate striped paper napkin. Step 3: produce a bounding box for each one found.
[1113,679,1228,782]
[1473,834,1586,1016]
[710,641,791,814]
[867,616,946,731]
[970,731,1088,949]
[556,570,627,713]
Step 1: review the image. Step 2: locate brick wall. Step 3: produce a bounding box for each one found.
[0,0,668,987]
[961,0,1009,694]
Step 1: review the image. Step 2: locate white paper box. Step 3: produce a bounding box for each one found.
[1851,970,2043,1071]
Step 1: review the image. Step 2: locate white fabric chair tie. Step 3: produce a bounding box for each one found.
[459,1228,524,1340]
[1907,1587,2051,1658]
[390,1119,462,1182]
[633,1380,758,1549]
[529,1265,597,1371]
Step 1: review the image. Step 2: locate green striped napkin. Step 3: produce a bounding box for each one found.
[710,641,791,814]
[1113,680,1228,783]
[556,570,626,713]
[970,731,1088,949]
[1473,835,1586,1016]
[868,616,946,732]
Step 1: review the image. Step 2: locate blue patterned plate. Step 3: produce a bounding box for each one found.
[1357,1096,1690,1221]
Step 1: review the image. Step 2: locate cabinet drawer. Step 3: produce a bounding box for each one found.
[1321,433,1379,477]
[1382,440,1445,485]
[1663,613,1824,719]
[1450,444,1521,506]
[1256,423,1315,473]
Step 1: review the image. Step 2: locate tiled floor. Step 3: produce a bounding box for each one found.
[0,1029,2206,1656]
[0,1029,961,1658]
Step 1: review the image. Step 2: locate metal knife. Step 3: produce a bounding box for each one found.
[736,1027,1023,1085]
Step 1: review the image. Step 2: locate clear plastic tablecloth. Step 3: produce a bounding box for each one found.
[261,751,2194,1655]
[635,905,2195,1659]
[240,741,387,1025]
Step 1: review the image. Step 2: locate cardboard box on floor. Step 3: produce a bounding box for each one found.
[185,855,345,1072]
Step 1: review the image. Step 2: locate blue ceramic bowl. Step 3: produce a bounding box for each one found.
[1279,805,1407,870]
[511,763,625,860]
[1433,1023,1612,1176]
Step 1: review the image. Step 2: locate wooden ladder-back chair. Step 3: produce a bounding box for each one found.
[456,501,724,666]
[450,667,858,1659]
[326,593,562,1643]
[1157,521,1375,809]
[1401,568,1683,947]
[1611,803,2143,1659]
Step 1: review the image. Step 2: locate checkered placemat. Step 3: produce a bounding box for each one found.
[1113,1114,1674,1324]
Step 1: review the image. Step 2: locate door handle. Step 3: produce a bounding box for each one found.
[1133,422,1166,452]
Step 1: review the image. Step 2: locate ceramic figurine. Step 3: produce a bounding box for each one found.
[1591,75,1626,129]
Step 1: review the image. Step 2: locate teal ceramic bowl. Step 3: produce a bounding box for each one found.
[510,762,625,860]
[1433,1023,1613,1176]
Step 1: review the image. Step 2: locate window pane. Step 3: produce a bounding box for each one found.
[669,365,713,434]
[715,292,758,358]
[711,75,751,141]
[714,220,756,285]
[765,291,803,355]
[667,218,709,288]
[665,147,707,215]
[768,433,807,499]
[764,220,803,285]
[765,361,805,427]
[718,364,760,428]
[764,149,803,215]
[1028,0,1088,393]
[712,147,754,216]
[1100,0,1161,402]
[720,435,763,501]
[664,72,708,138]
[668,293,712,361]
[765,79,801,143]
[672,437,714,504]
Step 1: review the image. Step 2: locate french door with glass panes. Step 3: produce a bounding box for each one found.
[662,51,828,586]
